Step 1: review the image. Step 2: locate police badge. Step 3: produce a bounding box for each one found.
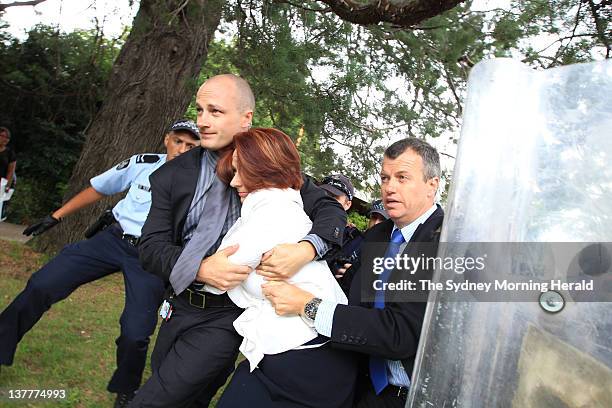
[116,158,130,170]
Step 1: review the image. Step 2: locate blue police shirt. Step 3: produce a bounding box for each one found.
[90,154,166,237]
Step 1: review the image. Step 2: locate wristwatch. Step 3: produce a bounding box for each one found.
[304,297,322,321]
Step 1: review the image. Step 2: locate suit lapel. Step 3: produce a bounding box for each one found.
[349,220,394,306]
[408,205,444,244]
[349,208,445,307]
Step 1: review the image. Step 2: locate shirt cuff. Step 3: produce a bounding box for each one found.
[301,234,331,260]
[314,300,337,337]
[202,284,225,295]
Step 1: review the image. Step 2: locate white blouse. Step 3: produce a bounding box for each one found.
[209,188,347,371]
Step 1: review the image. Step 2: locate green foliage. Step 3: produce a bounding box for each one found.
[0,25,122,222]
[217,1,474,193]
[2,0,608,223]
[4,178,62,224]
[213,0,608,195]
[348,211,368,231]
[474,0,609,67]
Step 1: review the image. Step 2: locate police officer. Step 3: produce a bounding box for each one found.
[319,174,365,293]
[367,198,389,230]
[0,120,200,408]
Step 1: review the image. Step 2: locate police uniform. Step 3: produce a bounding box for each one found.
[0,154,167,395]
[328,224,364,294]
[92,154,165,237]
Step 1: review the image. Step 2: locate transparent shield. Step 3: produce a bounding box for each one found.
[407,59,612,408]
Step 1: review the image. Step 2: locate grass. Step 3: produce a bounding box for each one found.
[0,240,230,407]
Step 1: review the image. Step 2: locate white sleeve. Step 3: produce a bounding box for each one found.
[203,200,293,294]
[226,197,307,269]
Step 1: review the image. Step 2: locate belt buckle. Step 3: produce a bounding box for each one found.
[121,233,138,246]
[396,386,407,399]
[188,289,206,309]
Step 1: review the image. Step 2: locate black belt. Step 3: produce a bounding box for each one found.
[109,223,140,246]
[384,385,408,401]
[121,233,139,246]
[177,287,237,309]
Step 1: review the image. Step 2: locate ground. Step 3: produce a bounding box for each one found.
[0,231,231,407]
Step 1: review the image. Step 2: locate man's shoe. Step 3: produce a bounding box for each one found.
[113,392,135,408]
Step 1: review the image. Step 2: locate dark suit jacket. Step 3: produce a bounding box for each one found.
[329,205,444,377]
[138,147,346,284]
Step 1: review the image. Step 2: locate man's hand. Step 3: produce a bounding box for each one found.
[262,281,315,316]
[23,215,60,236]
[256,241,316,281]
[335,263,352,279]
[196,244,252,291]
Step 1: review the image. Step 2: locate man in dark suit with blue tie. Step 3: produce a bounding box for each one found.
[263,137,444,407]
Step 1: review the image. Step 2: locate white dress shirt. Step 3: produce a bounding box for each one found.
[210,188,347,371]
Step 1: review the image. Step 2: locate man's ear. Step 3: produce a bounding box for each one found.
[241,111,254,128]
[428,177,440,198]
[163,133,170,149]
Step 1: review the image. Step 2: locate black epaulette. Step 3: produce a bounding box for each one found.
[135,154,161,164]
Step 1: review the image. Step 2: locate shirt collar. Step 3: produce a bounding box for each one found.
[202,149,219,166]
[392,204,438,243]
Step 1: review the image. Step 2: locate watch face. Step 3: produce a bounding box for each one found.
[305,298,321,320]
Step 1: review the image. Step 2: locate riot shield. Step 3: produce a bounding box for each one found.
[407,59,612,407]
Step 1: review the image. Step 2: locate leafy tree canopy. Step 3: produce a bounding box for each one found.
[0,23,123,221]
[201,0,610,196]
[1,0,609,221]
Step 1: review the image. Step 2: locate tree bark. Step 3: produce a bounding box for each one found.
[316,0,465,26]
[34,0,223,252]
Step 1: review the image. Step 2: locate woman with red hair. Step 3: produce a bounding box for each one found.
[212,128,357,407]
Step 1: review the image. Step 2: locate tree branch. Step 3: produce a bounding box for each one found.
[170,0,191,19]
[0,0,47,12]
[585,0,611,58]
[550,1,584,65]
[276,0,331,13]
[442,66,463,115]
[315,0,465,27]
[534,32,602,55]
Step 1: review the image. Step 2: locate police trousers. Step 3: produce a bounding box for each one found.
[0,226,165,393]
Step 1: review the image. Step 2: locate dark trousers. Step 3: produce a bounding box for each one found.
[216,340,357,408]
[129,295,243,408]
[0,200,7,219]
[0,226,165,393]
[355,382,407,408]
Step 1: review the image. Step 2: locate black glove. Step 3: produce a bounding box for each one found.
[23,215,60,236]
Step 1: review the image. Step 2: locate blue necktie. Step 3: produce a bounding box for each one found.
[369,228,406,394]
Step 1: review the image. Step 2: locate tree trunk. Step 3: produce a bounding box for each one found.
[34,0,223,252]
